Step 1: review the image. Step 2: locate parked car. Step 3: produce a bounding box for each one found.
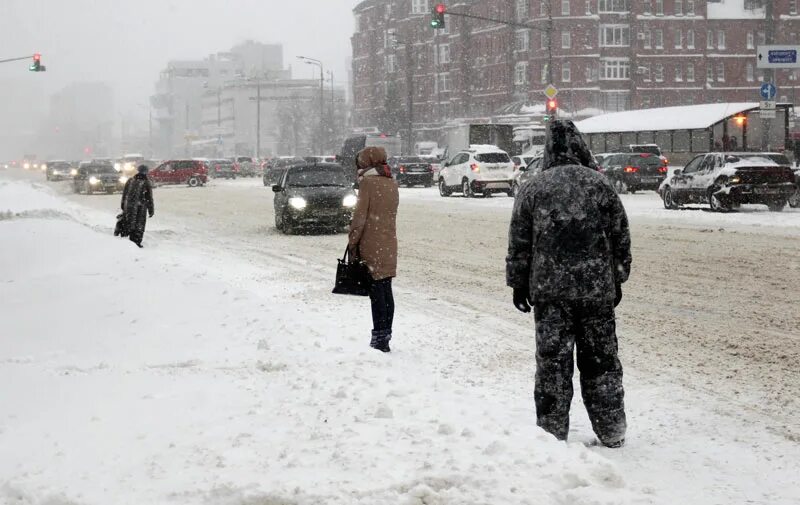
[303,155,337,164]
[387,156,434,188]
[232,156,257,177]
[73,163,125,194]
[263,157,305,187]
[150,160,209,187]
[511,155,535,171]
[44,160,72,181]
[209,159,236,179]
[511,156,544,198]
[659,152,796,212]
[438,145,515,198]
[271,163,357,234]
[599,152,668,193]
[790,167,800,208]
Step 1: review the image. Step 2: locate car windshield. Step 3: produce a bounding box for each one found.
[395,157,426,164]
[633,155,664,167]
[476,153,510,163]
[238,157,253,163]
[631,145,661,155]
[286,166,349,187]
[49,162,70,169]
[85,165,116,174]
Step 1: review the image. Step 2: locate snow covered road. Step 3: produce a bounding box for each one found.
[1,173,799,505]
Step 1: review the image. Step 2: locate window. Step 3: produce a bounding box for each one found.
[516,0,528,21]
[600,59,630,80]
[514,62,529,85]
[747,32,755,49]
[717,62,725,82]
[717,30,726,50]
[675,29,683,48]
[586,1,592,15]
[562,62,571,82]
[654,63,664,82]
[687,63,695,82]
[655,29,664,49]
[707,30,714,49]
[643,0,652,14]
[746,63,755,81]
[641,63,651,81]
[516,30,530,51]
[541,32,549,50]
[562,31,571,48]
[675,65,683,82]
[437,72,452,92]
[599,0,630,12]
[387,54,396,73]
[687,30,695,49]
[411,0,429,15]
[585,65,598,82]
[687,0,695,15]
[706,65,714,82]
[562,0,570,15]
[540,0,547,16]
[792,0,798,15]
[541,63,549,84]
[676,0,683,15]
[758,31,766,45]
[600,25,630,47]
[643,28,652,49]
[438,44,451,64]
[655,0,664,15]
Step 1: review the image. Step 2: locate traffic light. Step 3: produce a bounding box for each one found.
[544,98,558,121]
[431,3,446,29]
[29,53,46,72]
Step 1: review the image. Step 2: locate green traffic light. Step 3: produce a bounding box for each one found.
[431,20,439,27]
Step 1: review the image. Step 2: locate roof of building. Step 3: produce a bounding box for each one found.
[575,103,760,134]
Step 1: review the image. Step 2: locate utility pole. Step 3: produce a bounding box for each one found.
[763,0,775,150]
[406,40,414,156]
[547,1,554,85]
[256,80,262,158]
[327,70,335,133]
[217,87,222,157]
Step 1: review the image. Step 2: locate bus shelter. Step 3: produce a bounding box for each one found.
[575,102,794,164]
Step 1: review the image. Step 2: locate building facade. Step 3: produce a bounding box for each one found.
[352,0,800,137]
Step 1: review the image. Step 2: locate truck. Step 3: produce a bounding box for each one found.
[441,123,516,161]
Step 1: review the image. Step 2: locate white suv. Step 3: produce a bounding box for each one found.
[438,145,516,198]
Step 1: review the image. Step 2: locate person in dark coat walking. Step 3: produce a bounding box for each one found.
[506,120,632,448]
[121,165,155,248]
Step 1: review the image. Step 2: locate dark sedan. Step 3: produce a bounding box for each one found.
[272,163,357,234]
[73,164,125,194]
[387,156,434,187]
[599,153,668,193]
[45,161,73,181]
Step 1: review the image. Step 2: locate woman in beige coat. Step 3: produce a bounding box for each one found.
[348,147,399,352]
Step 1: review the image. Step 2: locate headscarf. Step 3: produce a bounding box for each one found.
[356,146,392,178]
[137,164,149,174]
[541,120,598,171]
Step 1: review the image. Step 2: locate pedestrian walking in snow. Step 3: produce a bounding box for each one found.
[348,147,399,352]
[506,120,632,448]
[121,165,155,249]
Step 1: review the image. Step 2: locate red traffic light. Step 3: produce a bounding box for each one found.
[33,53,41,62]
[435,3,446,14]
[547,99,558,111]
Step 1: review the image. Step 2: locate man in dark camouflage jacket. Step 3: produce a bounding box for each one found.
[506,120,632,448]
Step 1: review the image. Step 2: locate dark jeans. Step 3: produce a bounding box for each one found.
[533,300,626,444]
[369,278,394,337]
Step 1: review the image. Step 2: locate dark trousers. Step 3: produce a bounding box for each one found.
[369,278,394,342]
[128,208,147,246]
[533,300,626,444]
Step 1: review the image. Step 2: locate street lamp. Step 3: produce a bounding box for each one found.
[297,55,326,152]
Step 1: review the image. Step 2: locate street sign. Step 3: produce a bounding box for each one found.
[760,109,776,119]
[757,45,800,69]
[759,100,776,110]
[544,84,558,99]
[759,83,777,100]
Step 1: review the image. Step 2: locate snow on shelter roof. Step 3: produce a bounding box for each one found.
[575,103,759,134]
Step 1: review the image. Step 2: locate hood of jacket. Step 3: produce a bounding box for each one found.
[541,120,598,172]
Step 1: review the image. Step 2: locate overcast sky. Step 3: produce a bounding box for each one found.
[0,0,360,118]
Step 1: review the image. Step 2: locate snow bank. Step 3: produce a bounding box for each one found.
[0,179,646,504]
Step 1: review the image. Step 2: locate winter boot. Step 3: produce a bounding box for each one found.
[370,330,391,353]
[600,434,625,449]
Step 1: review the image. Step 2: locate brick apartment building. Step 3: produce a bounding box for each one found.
[352,0,800,135]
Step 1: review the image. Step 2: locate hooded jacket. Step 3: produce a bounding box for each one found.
[506,120,631,304]
[348,147,399,280]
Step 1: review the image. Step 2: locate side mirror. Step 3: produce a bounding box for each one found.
[673,169,682,176]
[272,185,282,193]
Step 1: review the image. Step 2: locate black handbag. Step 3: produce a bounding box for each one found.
[114,213,129,237]
[332,248,373,297]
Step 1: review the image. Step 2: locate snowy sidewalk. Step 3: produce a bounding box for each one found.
[0,179,646,504]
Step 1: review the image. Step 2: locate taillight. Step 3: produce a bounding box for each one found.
[399,165,406,174]
[471,163,480,172]
[658,166,668,174]
[624,166,638,173]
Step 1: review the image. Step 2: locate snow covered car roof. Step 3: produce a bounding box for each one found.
[466,144,509,154]
[575,103,760,134]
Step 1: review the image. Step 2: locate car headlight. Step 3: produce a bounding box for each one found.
[728,176,741,185]
[114,163,122,171]
[343,194,358,208]
[41,164,47,170]
[52,170,60,175]
[23,163,30,169]
[89,176,100,185]
[119,176,128,184]
[289,197,307,210]
[70,169,78,176]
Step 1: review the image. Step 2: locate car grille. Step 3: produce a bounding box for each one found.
[307,194,343,208]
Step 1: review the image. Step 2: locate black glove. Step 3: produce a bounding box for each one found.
[149,211,154,218]
[513,287,532,313]
[614,282,622,307]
